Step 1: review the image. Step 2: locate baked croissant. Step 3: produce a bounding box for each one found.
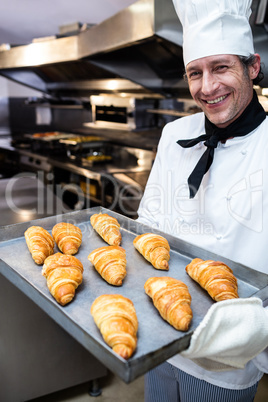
[25,226,54,265]
[88,246,127,286]
[144,277,192,331]
[90,213,121,246]
[42,252,83,306]
[185,258,239,301]
[133,233,170,270]
[52,222,82,255]
[91,294,138,359]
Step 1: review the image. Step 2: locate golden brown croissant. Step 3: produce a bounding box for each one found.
[25,226,54,265]
[133,233,170,270]
[144,277,192,331]
[52,222,82,255]
[88,246,127,286]
[90,213,121,246]
[185,258,239,301]
[91,294,138,359]
[42,252,83,306]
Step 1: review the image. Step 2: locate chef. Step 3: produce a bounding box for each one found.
[137,0,268,400]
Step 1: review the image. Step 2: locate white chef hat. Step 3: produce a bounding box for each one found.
[172,0,255,66]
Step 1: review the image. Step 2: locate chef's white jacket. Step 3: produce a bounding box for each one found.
[137,112,268,389]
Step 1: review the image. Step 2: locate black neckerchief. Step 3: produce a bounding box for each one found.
[177,90,266,198]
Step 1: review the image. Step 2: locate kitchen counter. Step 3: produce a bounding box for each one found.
[0,123,162,152]
[0,134,154,216]
[0,134,155,180]
[75,126,162,151]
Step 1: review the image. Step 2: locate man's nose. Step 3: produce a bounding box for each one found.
[201,72,220,95]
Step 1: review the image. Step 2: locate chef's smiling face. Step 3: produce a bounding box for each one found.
[185,54,260,128]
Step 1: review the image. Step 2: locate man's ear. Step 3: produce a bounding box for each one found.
[250,53,261,80]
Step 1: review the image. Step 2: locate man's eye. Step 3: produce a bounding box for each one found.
[188,71,200,79]
[215,65,228,72]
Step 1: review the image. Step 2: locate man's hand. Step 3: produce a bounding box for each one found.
[181,297,268,371]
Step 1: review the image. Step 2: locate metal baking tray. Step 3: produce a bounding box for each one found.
[0,206,267,383]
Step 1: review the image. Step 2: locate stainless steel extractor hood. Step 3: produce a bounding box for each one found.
[0,0,267,98]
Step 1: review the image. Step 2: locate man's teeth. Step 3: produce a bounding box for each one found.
[207,95,227,104]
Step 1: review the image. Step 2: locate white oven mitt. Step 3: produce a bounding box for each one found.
[181,297,268,372]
